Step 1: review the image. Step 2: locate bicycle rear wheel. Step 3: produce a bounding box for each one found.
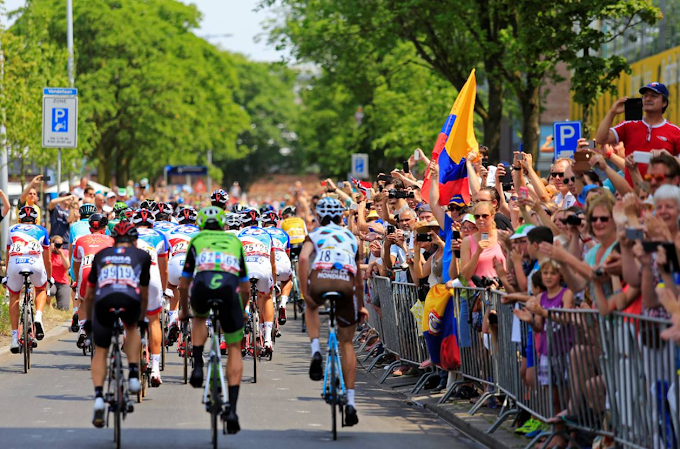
[252,310,258,383]
[160,310,167,372]
[210,357,220,449]
[22,300,30,373]
[114,349,122,449]
[183,333,189,384]
[331,353,337,441]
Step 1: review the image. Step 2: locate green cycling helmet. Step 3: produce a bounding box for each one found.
[197,206,227,230]
[113,201,128,214]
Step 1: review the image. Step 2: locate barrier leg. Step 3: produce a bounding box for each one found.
[366,352,387,372]
[469,391,500,415]
[438,380,466,404]
[411,372,440,394]
[379,361,402,383]
[486,408,518,434]
[358,329,378,351]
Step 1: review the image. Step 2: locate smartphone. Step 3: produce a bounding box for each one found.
[517,152,525,162]
[387,225,396,235]
[43,175,51,182]
[402,161,410,174]
[633,151,652,164]
[416,233,432,242]
[377,174,392,182]
[585,140,596,150]
[499,165,512,186]
[625,228,643,240]
[349,203,358,211]
[452,230,461,240]
[625,98,643,121]
[662,242,680,273]
[519,186,529,199]
[366,190,372,200]
[337,181,345,190]
[642,241,663,253]
[414,149,420,161]
[481,232,489,241]
[573,151,591,173]
[366,202,373,210]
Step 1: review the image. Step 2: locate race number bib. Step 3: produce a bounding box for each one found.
[82,254,95,267]
[99,264,136,286]
[9,240,41,255]
[242,241,268,257]
[171,241,188,256]
[312,247,355,273]
[197,250,240,274]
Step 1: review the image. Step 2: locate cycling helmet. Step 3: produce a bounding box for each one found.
[111,221,138,241]
[240,208,260,227]
[155,202,173,221]
[261,210,279,226]
[177,206,197,225]
[88,213,108,233]
[315,197,345,219]
[210,189,229,209]
[197,206,227,230]
[18,205,38,223]
[225,212,241,229]
[113,201,128,214]
[280,205,296,219]
[79,203,97,219]
[231,203,245,213]
[132,208,155,226]
[140,199,157,211]
[119,208,135,221]
[259,205,273,215]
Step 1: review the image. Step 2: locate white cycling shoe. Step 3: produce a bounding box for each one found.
[128,377,141,394]
[92,397,106,428]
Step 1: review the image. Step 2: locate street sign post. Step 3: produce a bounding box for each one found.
[42,87,78,148]
[351,153,369,179]
[552,121,581,159]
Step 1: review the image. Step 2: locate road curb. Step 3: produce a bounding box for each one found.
[0,321,71,358]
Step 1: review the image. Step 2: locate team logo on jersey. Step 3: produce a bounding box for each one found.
[657,135,669,142]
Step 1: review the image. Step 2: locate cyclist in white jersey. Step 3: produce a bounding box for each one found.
[225,212,241,235]
[5,206,53,352]
[165,206,198,343]
[261,210,292,325]
[237,208,277,353]
[299,197,368,426]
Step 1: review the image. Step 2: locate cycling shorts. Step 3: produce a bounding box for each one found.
[190,271,244,344]
[168,254,186,287]
[77,267,92,299]
[275,252,292,282]
[245,260,273,293]
[6,256,48,294]
[93,293,141,348]
[146,267,163,315]
[308,269,357,328]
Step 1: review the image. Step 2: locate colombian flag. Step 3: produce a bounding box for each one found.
[422,69,478,205]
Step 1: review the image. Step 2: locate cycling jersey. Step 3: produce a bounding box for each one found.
[107,219,119,234]
[153,220,178,238]
[137,227,170,260]
[167,224,199,286]
[266,227,292,281]
[281,217,307,245]
[87,245,151,302]
[73,234,114,298]
[69,219,92,247]
[135,237,164,313]
[238,226,274,293]
[307,223,359,274]
[182,230,247,280]
[6,224,50,293]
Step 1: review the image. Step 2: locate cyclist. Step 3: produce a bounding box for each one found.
[210,189,229,210]
[73,214,114,348]
[178,206,249,434]
[82,221,151,428]
[262,210,292,325]
[165,207,199,344]
[280,205,307,259]
[299,197,368,426]
[153,202,177,236]
[106,201,130,233]
[132,208,170,387]
[6,206,53,352]
[69,203,98,330]
[237,209,277,354]
[225,212,241,235]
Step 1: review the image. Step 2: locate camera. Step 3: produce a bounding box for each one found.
[55,242,63,249]
[387,225,396,234]
[564,214,582,226]
[416,233,432,242]
[471,274,497,288]
[388,189,415,199]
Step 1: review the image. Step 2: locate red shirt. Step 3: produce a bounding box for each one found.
[611,119,680,183]
[73,233,114,297]
[51,249,70,284]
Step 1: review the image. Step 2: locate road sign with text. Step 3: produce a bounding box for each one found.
[43,87,78,148]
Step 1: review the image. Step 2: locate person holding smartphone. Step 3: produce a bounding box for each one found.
[49,191,76,244]
[49,235,71,310]
[459,201,506,285]
[18,175,44,225]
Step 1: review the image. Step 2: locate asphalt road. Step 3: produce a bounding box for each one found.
[0,311,485,449]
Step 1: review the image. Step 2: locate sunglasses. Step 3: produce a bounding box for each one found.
[551,172,565,178]
[565,176,576,183]
[447,204,464,212]
[590,215,610,223]
[461,226,477,232]
[644,173,666,182]
[474,214,490,220]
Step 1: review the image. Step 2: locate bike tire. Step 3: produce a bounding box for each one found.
[331,352,337,441]
[211,361,219,449]
[183,334,189,384]
[137,341,144,403]
[114,349,122,449]
[23,300,31,373]
[160,311,166,372]
[252,311,258,383]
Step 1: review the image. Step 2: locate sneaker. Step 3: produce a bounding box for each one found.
[278,307,287,325]
[167,322,179,345]
[92,397,106,428]
[344,405,359,426]
[309,351,323,381]
[77,329,87,349]
[220,340,227,356]
[34,321,45,341]
[71,312,79,332]
[189,365,204,388]
[515,417,547,435]
[525,428,547,439]
[128,377,141,394]
[150,369,162,387]
[10,335,19,354]
[225,409,240,434]
[244,321,251,335]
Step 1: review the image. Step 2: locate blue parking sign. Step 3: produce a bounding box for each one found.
[553,121,581,159]
[52,108,68,133]
[351,153,369,179]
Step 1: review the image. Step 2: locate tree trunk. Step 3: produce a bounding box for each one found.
[582,103,592,139]
[520,83,541,160]
[484,80,503,161]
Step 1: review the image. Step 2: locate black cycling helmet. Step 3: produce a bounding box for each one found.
[280,205,296,219]
[261,210,279,226]
[88,213,108,233]
[240,208,260,227]
[18,205,38,223]
[210,189,229,209]
[140,199,157,211]
[111,221,138,242]
[155,202,173,221]
[79,203,97,219]
[177,206,197,225]
[132,208,155,227]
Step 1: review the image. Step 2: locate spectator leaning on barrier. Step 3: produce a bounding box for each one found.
[49,235,71,310]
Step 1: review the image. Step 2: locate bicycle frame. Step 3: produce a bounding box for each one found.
[202,306,227,409]
[322,300,347,404]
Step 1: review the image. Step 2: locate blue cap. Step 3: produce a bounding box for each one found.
[578,184,600,205]
[640,82,669,98]
[448,194,468,206]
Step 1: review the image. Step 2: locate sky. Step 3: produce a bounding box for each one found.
[2,0,289,62]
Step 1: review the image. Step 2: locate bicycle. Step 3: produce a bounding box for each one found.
[319,291,347,441]
[202,299,229,449]
[179,318,193,385]
[137,322,150,403]
[290,255,306,332]
[103,308,135,449]
[244,278,263,383]
[18,270,36,374]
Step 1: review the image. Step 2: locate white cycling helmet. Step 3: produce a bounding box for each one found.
[315,197,345,219]
[225,212,241,228]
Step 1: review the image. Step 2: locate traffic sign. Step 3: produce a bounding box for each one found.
[42,87,78,148]
[165,165,208,176]
[552,121,581,159]
[351,153,369,179]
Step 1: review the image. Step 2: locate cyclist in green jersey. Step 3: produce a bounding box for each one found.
[178,206,250,434]
[107,202,132,233]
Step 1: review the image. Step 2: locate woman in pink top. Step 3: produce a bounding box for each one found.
[460,201,506,284]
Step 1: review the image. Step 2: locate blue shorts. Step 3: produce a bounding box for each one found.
[526,327,534,368]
